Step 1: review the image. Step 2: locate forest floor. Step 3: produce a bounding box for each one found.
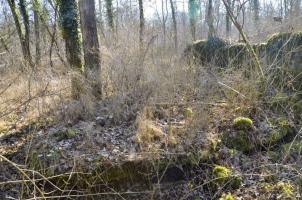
[1,38,302,199]
[1,77,301,199]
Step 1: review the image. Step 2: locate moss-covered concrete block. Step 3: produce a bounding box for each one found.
[184,37,229,67]
[223,130,255,153]
[266,32,302,89]
[264,118,294,146]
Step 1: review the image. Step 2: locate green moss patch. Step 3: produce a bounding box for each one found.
[225,130,255,153]
[54,128,77,141]
[233,117,254,130]
[281,141,302,156]
[184,107,194,118]
[219,193,234,200]
[262,181,296,199]
[213,165,242,189]
[223,117,255,153]
[264,118,294,146]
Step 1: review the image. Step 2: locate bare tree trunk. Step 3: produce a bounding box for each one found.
[7,0,34,69]
[170,0,178,50]
[98,0,105,37]
[115,0,119,38]
[253,0,260,22]
[79,0,102,97]
[162,0,167,46]
[32,0,41,67]
[284,0,288,16]
[207,0,215,38]
[294,0,301,16]
[226,0,231,38]
[19,0,34,68]
[280,0,283,16]
[138,0,144,49]
[105,0,114,31]
[58,0,82,70]
[214,0,221,34]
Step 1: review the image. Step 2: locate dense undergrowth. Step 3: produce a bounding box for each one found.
[1,32,302,200]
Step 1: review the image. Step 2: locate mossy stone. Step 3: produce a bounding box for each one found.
[185,37,229,67]
[213,165,231,181]
[266,32,302,90]
[55,128,77,141]
[281,141,302,155]
[266,150,280,162]
[226,43,248,67]
[233,117,253,130]
[262,181,296,199]
[223,130,255,153]
[267,130,286,144]
[187,150,210,165]
[213,165,242,189]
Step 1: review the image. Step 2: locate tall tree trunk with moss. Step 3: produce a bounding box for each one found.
[79,0,102,97]
[105,0,114,31]
[7,0,34,69]
[32,0,41,67]
[58,0,82,70]
[189,0,198,41]
[207,0,215,38]
[138,0,144,49]
[58,0,83,99]
[170,0,178,50]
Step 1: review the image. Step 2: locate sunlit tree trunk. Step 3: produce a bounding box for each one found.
[19,0,34,68]
[79,0,102,96]
[58,0,83,99]
[138,0,144,49]
[170,0,178,50]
